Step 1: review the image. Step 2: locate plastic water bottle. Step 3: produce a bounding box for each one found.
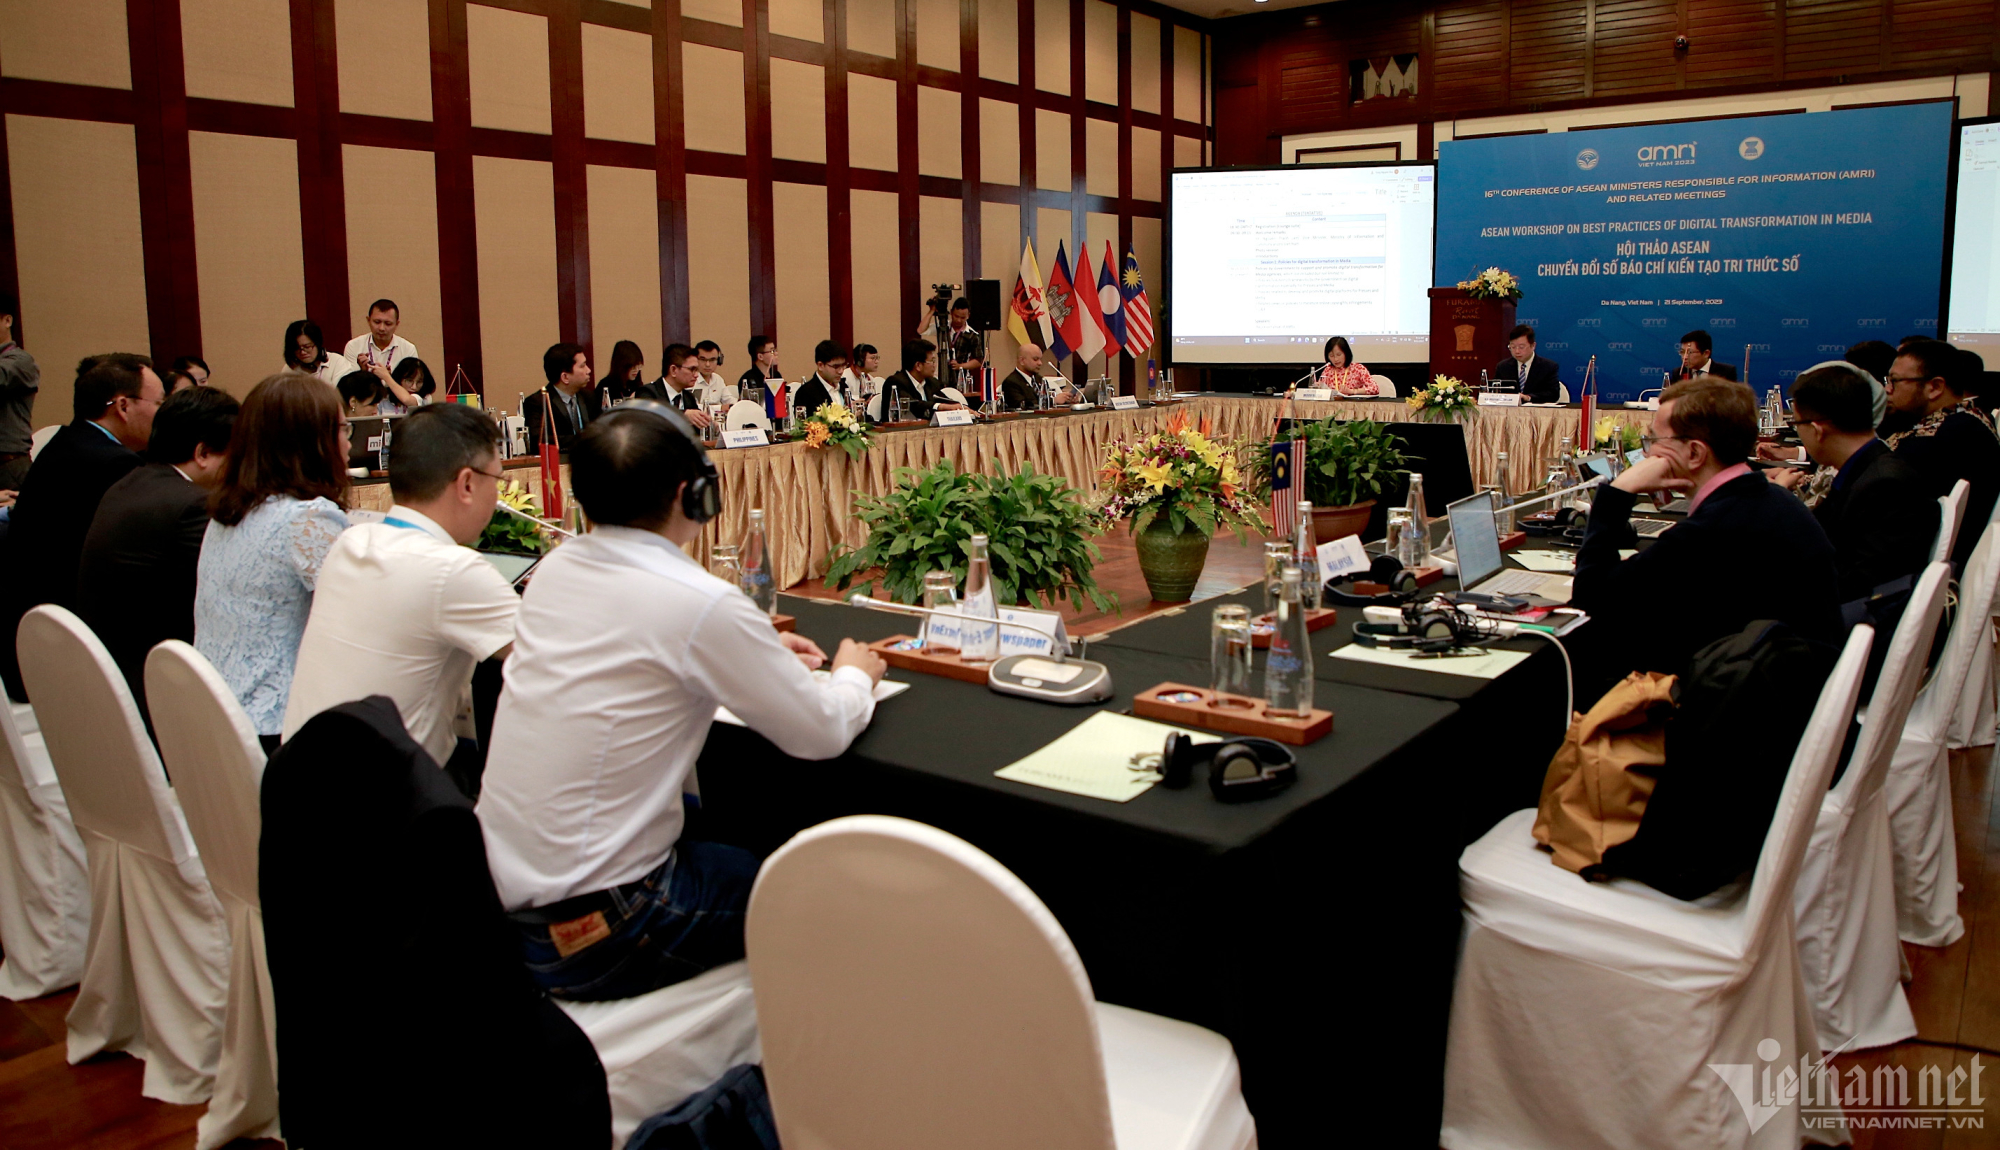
[740,509,776,616]
[1291,500,1320,610]
[1493,451,1515,534]
[959,534,999,663]
[377,419,392,473]
[1264,564,1314,717]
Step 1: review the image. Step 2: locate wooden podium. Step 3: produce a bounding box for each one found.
[1428,287,1517,386]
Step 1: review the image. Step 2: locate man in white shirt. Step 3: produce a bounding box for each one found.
[282,403,519,777]
[478,401,885,1000]
[694,340,737,407]
[342,298,420,374]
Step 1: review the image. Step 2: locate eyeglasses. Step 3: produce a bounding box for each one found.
[1639,434,1686,450]
[1884,373,1931,387]
[470,466,505,482]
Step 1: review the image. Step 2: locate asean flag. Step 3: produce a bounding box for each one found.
[1097,241,1127,356]
[1044,241,1085,362]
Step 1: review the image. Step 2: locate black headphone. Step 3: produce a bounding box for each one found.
[1352,599,1503,654]
[1323,552,1421,607]
[613,399,721,523]
[1520,506,1585,536]
[1160,732,1299,801]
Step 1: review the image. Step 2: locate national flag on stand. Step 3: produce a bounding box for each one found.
[1269,438,1304,539]
[1121,249,1155,357]
[1044,242,1084,362]
[1097,241,1128,355]
[1005,240,1055,349]
[1073,243,1109,366]
[1578,356,1598,454]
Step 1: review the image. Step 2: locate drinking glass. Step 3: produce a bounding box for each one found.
[921,570,958,651]
[1211,605,1253,699]
[1262,541,1291,615]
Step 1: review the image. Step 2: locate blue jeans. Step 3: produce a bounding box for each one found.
[512,841,760,1001]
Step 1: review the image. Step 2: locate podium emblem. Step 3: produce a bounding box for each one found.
[1454,324,1476,352]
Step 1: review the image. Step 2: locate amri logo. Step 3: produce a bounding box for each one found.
[1638,142,1697,167]
[1739,136,1766,160]
[1544,341,1570,350]
[1576,318,1602,328]
[1608,341,1633,350]
[1781,318,1810,327]
[1642,318,1669,328]
[1818,344,1847,353]
[1710,318,1737,328]
[1576,149,1600,171]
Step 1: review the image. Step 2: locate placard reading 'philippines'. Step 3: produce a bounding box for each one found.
[1436,103,1951,401]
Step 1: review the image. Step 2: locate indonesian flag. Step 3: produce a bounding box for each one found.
[1005,239,1055,349]
[1073,242,1109,365]
[1121,249,1155,357]
[1044,242,1084,362]
[1097,241,1128,356]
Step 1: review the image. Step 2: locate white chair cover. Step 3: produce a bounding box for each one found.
[1950,501,2000,750]
[1443,626,1872,1150]
[555,960,764,1148]
[144,641,279,1148]
[1557,382,1572,402]
[0,697,89,999]
[1932,479,1970,566]
[936,386,970,406]
[724,400,772,431]
[747,815,1255,1150]
[29,423,58,459]
[1371,373,1394,395]
[1888,521,2000,946]
[1794,562,1950,1051]
[17,606,228,1105]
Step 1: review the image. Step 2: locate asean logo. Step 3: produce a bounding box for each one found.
[1739,137,1765,160]
[1576,149,1600,170]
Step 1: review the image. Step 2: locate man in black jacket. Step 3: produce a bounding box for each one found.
[790,340,848,417]
[1883,339,2000,571]
[76,385,239,723]
[1670,329,1738,382]
[1,353,164,700]
[1573,378,1841,683]
[522,343,597,453]
[874,339,944,423]
[1778,363,1938,603]
[1489,325,1561,403]
[636,343,714,429]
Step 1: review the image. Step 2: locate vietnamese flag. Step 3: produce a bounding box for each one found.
[1044,241,1084,362]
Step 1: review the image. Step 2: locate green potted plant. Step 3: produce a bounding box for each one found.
[1097,411,1267,603]
[478,477,551,555]
[1253,417,1413,542]
[825,460,1116,613]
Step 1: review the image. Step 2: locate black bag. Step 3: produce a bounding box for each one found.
[1593,620,1834,900]
[625,1064,780,1150]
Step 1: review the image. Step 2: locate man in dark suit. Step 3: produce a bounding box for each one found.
[738,334,785,423]
[1883,339,2000,571]
[1779,363,1938,603]
[874,338,942,424]
[1,353,164,700]
[1574,378,1841,684]
[76,385,239,724]
[521,343,597,453]
[1671,329,1738,382]
[636,343,715,430]
[1000,341,1054,411]
[1490,325,1561,403]
[791,340,849,418]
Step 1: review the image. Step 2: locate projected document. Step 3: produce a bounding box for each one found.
[1949,121,2000,354]
[1171,164,1435,365]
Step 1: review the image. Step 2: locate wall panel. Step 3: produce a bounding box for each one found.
[1035,108,1070,191]
[468,5,553,135]
[1131,12,1161,114]
[342,143,443,377]
[917,85,961,178]
[1084,0,1118,105]
[850,187,902,354]
[773,182,831,353]
[587,164,663,359]
[685,44,748,154]
[771,59,827,163]
[584,24,656,144]
[1085,117,1117,196]
[472,156,560,416]
[1034,0,1071,95]
[687,174,751,361]
[980,98,1020,184]
[336,0,432,120]
[684,0,740,25]
[848,72,899,171]
[916,0,960,71]
[769,0,824,42]
[918,195,959,305]
[182,0,294,107]
[0,0,132,89]
[1174,25,1203,119]
[981,200,1018,375]
[6,116,150,426]
[1132,124,1160,199]
[847,0,897,57]
[189,132,305,395]
[979,0,1019,84]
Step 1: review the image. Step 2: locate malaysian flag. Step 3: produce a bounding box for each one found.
[1269,438,1304,538]
[1121,249,1154,357]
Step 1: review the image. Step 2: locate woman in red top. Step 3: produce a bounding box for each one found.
[1316,336,1379,395]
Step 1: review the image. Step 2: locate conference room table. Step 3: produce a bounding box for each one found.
[691,528,1604,1149]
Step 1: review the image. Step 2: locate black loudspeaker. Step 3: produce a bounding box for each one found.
[966,279,1002,331]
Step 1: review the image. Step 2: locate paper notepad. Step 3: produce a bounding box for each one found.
[1329,643,1532,680]
[714,675,910,727]
[1509,550,1575,574]
[994,711,1219,803]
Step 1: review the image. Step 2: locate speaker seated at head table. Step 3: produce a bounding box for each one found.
[1490,325,1562,404]
[1670,329,1737,382]
[869,339,968,423]
[1570,377,1842,689]
[995,342,1088,412]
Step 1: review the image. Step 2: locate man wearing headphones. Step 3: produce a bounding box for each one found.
[478,401,886,1001]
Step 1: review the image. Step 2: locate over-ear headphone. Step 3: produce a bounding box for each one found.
[1323,552,1421,607]
[612,399,721,523]
[1520,506,1584,536]
[1352,599,1503,654]
[1160,732,1298,801]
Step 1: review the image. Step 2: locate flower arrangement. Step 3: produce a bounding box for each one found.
[1457,266,1522,301]
[1407,375,1480,422]
[799,401,872,460]
[478,478,550,554]
[1097,411,1267,541]
[1593,415,1642,455]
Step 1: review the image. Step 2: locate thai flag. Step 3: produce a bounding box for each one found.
[1269,439,1304,538]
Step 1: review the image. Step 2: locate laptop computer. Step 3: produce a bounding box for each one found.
[1444,491,1573,606]
[347,414,402,469]
[477,550,542,592]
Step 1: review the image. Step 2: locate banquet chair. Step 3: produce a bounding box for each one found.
[747,815,1257,1150]
[1557,382,1572,402]
[144,642,279,1148]
[0,692,88,999]
[1950,500,2000,750]
[1442,625,1871,1150]
[1888,517,2000,946]
[937,386,970,407]
[1931,479,1970,566]
[16,605,228,1105]
[28,423,58,459]
[724,400,773,431]
[1371,373,1395,395]
[1793,562,1950,1050]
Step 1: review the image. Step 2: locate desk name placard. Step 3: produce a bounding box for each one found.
[1316,534,1369,579]
[933,408,976,427]
[1477,391,1522,408]
[1294,387,1334,402]
[721,427,771,448]
[1110,394,1141,410]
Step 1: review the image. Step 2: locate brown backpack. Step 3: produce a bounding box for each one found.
[1532,671,1677,875]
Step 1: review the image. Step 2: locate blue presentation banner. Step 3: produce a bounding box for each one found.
[1435,104,1952,401]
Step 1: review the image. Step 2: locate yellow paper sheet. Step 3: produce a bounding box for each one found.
[1329,642,1532,680]
[994,711,1219,803]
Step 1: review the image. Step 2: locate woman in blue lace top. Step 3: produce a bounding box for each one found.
[195,372,353,742]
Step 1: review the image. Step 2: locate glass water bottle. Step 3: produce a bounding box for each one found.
[1264,565,1314,717]
[1403,473,1430,566]
[1291,500,1320,610]
[1493,451,1516,534]
[959,534,999,663]
[921,570,957,651]
[378,419,392,473]
[740,509,777,616]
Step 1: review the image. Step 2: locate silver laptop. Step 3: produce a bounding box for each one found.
[1445,492,1573,604]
